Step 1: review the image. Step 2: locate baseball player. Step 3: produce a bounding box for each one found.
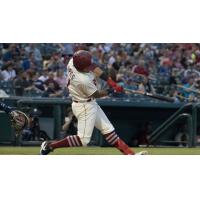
[0,102,29,133]
[40,50,148,155]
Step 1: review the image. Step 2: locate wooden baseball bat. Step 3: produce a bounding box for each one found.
[92,65,174,103]
[124,88,175,103]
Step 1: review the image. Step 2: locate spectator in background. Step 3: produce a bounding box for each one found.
[38,68,49,82]
[44,72,60,91]
[1,62,16,81]
[47,52,65,71]
[58,43,74,56]
[33,73,46,92]
[54,68,67,89]
[132,59,149,77]
[23,72,44,96]
[131,61,155,94]
[2,43,200,102]
[2,44,16,62]
[195,78,200,92]
[42,55,51,70]
[0,51,3,80]
[0,88,9,98]
[137,76,156,94]
[21,52,37,71]
[42,82,62,97]
[123,78,138,90]
[178,76,196,101]
[107,64,117,82]
[0,71,2,80]
[0,53,3,70]
[19,48,29,71]
[13,71,31,96]
[24,44,43,67]
[167,87,180,103]
[169,68,178,85]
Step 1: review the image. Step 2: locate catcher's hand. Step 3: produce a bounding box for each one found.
[9,110,29,134]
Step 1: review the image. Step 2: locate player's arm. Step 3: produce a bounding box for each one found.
[91,65,109,81]
[81,77,113,99]
[91,65,123,92]
[89,90,108,99]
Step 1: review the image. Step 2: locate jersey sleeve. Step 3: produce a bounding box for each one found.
[79,81,97,97]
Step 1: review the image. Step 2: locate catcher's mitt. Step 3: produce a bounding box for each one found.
[9,110,29,133]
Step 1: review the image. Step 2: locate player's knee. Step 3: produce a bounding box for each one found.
[80,137,90,146]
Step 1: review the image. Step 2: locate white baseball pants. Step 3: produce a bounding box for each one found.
[71,100,114,146]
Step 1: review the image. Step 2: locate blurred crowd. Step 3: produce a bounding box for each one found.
[1,43,200,103]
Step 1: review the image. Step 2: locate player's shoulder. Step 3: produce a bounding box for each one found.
[67,58,74,68]
[77,73,93,86]
[78,74,90,83]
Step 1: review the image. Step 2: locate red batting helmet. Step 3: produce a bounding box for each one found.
[73,50,92,71]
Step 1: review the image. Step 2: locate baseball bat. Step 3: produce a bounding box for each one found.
[92,66,174,103]
[124,88,175,103]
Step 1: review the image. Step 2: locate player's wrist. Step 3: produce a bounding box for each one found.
[99,90,109,97]
[99,71,109,81]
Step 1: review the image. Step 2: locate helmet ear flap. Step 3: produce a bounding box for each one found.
[73,50,92,71]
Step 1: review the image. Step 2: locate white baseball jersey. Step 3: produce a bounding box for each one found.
[67,58,97,102]
[66,58,114,146]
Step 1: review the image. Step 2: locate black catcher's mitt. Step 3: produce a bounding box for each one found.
[9,110,29,133]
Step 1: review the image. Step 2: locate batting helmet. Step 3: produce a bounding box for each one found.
[73,50,92,71]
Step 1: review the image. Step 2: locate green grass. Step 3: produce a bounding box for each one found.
[0,146,200,155]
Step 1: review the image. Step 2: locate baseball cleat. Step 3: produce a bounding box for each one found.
[135,150,148,155]
[40,141,53,155]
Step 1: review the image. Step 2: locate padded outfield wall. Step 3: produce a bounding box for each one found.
[0,97,193,146]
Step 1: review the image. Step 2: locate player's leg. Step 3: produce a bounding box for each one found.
[94,105,135,155]
[40,102,97,155]
[72,102,98,146]
[40,135,83,155]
